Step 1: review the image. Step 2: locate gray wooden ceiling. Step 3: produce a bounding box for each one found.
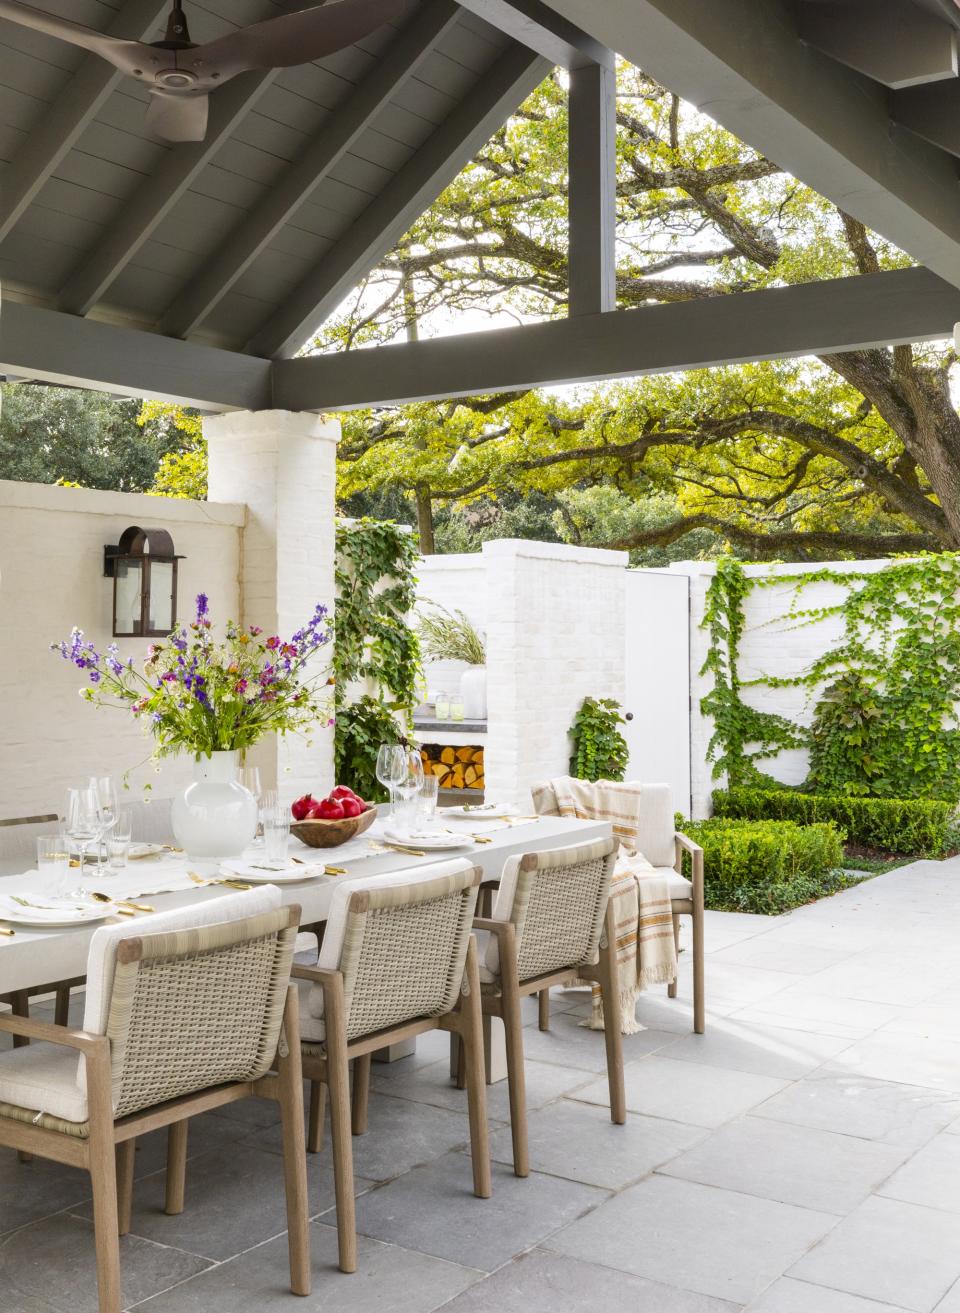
[0,0,546,358]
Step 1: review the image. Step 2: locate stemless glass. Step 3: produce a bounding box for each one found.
[106,810,133,872]
[36,835,69,893]
[375,744,405,819]
[64,786,104,889]
[263,806,291,864]
[418,775,439,826]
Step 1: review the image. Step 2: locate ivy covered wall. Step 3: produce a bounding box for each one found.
[699,555,960,804]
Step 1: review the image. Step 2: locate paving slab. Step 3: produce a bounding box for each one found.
[545,1173,837,1306]
[745,1276,913,1311]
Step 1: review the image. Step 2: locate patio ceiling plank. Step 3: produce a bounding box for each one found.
[0,0,170,244]
[0,299,271,411]
[156,0,463,342]
[244,41,553,359]
[567,58,616,317]
[55,67,280,318]
[534,0,960,292]
[271,266,960,410]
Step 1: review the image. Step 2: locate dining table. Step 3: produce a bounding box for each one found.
[0,808,611,1082]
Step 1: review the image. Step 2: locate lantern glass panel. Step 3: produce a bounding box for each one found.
[115,559,144,636]
[148,558,175,633]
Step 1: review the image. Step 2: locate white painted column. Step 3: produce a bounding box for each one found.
[205,410,340,803]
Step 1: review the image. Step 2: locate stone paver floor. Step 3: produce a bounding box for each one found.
[4,856,960,1312]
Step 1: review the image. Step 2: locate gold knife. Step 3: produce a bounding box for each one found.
[0,926,14,937]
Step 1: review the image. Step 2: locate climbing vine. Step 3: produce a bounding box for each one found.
[333,519,422,799]
[701,555,960,801]
[569,697,629,782]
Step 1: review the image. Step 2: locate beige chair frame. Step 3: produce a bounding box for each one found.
[464,856,625,1178]
[0,906,311,1313]
[294,883,491,1276]
[535,830,705,1036]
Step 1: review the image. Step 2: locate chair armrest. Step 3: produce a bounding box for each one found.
[0,1012,105,1055]
[675,831,704,897]
[290,964,342,987]
[472,916,512,936]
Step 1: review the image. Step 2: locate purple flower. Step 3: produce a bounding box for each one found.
[196,593,209,619]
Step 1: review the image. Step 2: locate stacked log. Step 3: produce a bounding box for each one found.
[420,743,484,791]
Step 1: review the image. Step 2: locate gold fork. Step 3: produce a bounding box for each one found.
[187,872,253,891]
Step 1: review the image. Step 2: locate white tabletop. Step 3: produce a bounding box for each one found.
[0,813,610,997]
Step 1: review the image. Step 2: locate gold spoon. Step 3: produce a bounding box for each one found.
[187,873,252,891]
[0,926,14,937]
[87,892,155,913]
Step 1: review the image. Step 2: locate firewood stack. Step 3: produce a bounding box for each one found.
[420,744,485,791]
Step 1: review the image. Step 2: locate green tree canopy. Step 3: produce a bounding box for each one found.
[320,66,959,558]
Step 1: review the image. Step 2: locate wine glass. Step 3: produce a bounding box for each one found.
[375,744,405,820]
[64,786,105,892]
[393,748,425,835]
[90,776,119,873]
[242,767,263,843]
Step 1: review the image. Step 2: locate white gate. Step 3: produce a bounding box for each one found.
[623,569,692,817]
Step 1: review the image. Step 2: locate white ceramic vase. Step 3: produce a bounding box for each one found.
[459,664,487,720]
[171,750,258,859]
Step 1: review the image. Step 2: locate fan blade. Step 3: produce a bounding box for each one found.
[193,0,407,79]
[0,0,153,77]
[145,91,209,143]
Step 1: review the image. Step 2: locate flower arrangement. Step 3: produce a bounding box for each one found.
[52,594,333,760]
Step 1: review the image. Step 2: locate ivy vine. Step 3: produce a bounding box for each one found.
[569,696,629,782]
[333,519,422,799]
[701,554,960,801]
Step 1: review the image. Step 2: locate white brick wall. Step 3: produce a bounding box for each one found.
[0,480,243,816]
[415,554,487,703]
[481,540,628,806]
[206,410,340,805]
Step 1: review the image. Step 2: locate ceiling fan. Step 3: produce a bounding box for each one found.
[0,0,406,142]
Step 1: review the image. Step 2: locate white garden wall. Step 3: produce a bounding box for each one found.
[674,558,902,816]
[415,553,487,703]
[0,480,243,816]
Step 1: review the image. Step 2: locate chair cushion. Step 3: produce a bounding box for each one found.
[0,1041,88,1125]
[308,858,475,1024]
[295,978,326,1043]
[650,866,692,901]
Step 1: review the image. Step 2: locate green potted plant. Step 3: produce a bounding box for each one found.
[417,603,487,719]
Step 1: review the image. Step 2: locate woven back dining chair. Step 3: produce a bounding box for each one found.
[460,835,620,1177]
[0,886,310,1313]
[532,780,705,1034]
[294,858,490,1274]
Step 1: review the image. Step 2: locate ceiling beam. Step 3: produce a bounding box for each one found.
[893,78,960,156]
[454,0,610,68]
[567,58,616,316]
[0,299,271,410]
[272,267,960,410]
[56,70,279,317]
[0,0,169,243]
[534,0,960,292]
[158,1,462,342]
[798,0,958,89]
[245,41,552,359]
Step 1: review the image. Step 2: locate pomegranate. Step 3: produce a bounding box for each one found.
[291,793,314,821]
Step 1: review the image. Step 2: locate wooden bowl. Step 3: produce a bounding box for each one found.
[290,804,376,849]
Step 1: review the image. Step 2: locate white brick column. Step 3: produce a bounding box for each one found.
[205,410,339,803]
[482,540,628,808]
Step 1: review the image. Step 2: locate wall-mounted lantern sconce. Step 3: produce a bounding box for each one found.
[103,526,183,638]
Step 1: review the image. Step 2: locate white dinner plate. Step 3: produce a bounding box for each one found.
[221,860,328,884]
[0,894,117,927]
[444,803,518,820]
[381,829,474,851]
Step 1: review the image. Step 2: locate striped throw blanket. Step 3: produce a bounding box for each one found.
[532,777,677,1034]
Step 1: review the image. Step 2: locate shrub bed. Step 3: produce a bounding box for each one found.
[712,787,955,858]
[679,816,847,915]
